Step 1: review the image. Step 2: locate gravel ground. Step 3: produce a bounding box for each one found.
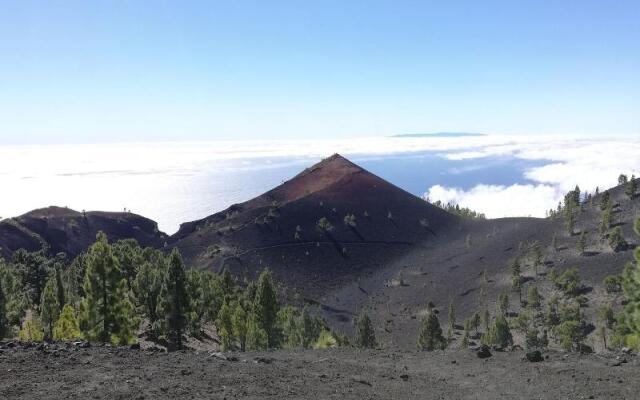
[0,342,638,400]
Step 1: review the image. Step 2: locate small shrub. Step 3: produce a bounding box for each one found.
[608,226,627,251]
[603,275,621,293]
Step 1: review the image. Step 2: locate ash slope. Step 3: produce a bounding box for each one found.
[170,154,464,298]
[1,346,638,400]
[0,206,167,260]
[1,155,638,351]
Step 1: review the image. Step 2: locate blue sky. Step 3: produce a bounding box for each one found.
[1,1,639,144]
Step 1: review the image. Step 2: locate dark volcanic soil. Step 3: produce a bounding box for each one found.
[0,344,638,399]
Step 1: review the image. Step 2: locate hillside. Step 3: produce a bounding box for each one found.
[0,206,168,260]
[329,180,639,350]
[170,154,463,298]
[1,156,638,352]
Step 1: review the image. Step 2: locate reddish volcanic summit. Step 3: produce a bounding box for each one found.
[170,154,461,296]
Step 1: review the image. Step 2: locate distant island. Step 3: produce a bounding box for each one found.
[392,132,487,138]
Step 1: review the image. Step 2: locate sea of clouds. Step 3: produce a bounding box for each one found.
[0,134,638,232]
[424,135,640,218]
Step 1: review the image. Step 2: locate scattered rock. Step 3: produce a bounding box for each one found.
[352,376,372,386]
[253,357,274,364]
[476,345,492,359]
[208,352,238,362]
[400,374,409,381]
[129,343,141,350]
[525,351,543,363]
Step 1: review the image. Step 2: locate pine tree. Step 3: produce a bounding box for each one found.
[530,241,543,276]
[481,315,513,348]
[600,202,613,237]
[133,261,163,329]
[600,191,610,210]
[156,248,189,349]
[251,269,280,348]
[246,315,268,350]
[447,299,455,329]
[231,303,248,351]
[19,312,44,342]
[498,292,509,316]
[54,266,65,313]
[510,258,523,302]
[564,205,575,235]
[53,304,81,340]
[40,277,60,341]
[0,283,7,339]
[472,312,480,335]
[79,232,137,344]
[527,286,541,309]
[482,309,490,332]
[619,174,629,185]
[300,307,318,349]
[417,310,446,351]
[355,313,377,349]
[277,305,300,348]
[613,218,640,348]
[216,301,234,350]
[461,328,469,347]
[626,176,637,199]
[220,268,235,300]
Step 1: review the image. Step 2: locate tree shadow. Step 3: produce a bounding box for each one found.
[577,286,593,295]
[583,251,601,257]
[348,226,365,241]
[324,231,348,258]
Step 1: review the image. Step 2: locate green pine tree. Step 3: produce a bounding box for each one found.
[246,314,268,350]
[133,261,163,330]
[300,307,318,349]
[40,277,60,341]
[216,301,234,350]
[626,176,637,199]
[417,310,446,351]
[481,315,513,348]
[355,313,377,349]
[498,292,509,316]
[156,248,190,349]
[53,304,81,340]
[54,266,65,313]
[277,305,301,348]
[613,218,640,349]
[527,285,541,309]
[577,231,587,255]
[251,269,280,348]
[19,312,44,342]
[599,202,613,237]
[482,309,490,332]
[79,232,137,345]
[232,303,248,351]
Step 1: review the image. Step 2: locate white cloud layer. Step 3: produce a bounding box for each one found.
[426,135,640,218]
[1,134,639,229]
[425,184,563,218]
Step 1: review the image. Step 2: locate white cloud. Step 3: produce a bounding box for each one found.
[1,134,639,228]
[425,183,563,218]
[427,135,640,217]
